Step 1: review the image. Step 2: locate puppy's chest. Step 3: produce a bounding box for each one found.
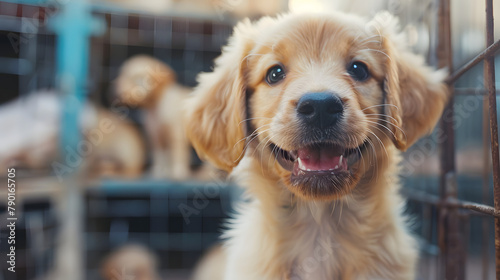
[286,234,341,280]
[281,213,353,280]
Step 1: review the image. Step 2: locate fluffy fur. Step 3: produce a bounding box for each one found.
[186,12,448,280]
[115,55,193,180]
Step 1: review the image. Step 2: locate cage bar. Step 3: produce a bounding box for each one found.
[484,0,500,278]
[436,0,466,278]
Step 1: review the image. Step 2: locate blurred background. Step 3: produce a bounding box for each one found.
[0,0,499,279]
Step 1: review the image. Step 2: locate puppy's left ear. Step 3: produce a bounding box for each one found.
[371,13,449,151]
[184,19,262,172]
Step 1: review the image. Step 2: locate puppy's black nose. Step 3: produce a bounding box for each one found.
[296,92,343,129]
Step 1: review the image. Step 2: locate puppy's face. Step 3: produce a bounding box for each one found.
[186,13,448,201]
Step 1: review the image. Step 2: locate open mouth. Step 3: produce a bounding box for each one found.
[270,142,365,177]
[270,141,367,199]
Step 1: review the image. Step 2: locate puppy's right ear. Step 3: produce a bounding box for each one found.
[185,20,258,172]
[369,13,449,151]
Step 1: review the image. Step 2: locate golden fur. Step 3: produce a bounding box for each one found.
[186,12,448,280]
[116,55,192,180]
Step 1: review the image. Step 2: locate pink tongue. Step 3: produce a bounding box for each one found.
[298,146,346,171]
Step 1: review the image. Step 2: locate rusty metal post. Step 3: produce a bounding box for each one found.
[437,0,465,279]
[482,91,491,280]
[442,174,466,279]
[423,204,433,280]
[484,0,500,279]
[437,0,454,193]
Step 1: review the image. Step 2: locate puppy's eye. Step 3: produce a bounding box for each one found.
[348,61,370,81]
[266,65,286,85]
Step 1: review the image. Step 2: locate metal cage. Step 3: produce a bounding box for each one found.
[403,0,500,279]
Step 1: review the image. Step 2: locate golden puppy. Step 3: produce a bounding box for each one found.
[186,12,448,280]
[116,55,192,180]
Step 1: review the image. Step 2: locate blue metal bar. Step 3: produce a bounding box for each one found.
[46,2,103,280]
[51,0,92,156]
[47,0,103,165]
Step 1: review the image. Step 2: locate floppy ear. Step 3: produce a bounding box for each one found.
[184,19,258,172]
[371,13,449,150]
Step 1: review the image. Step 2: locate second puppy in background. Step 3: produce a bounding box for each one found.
[115,55,192,180]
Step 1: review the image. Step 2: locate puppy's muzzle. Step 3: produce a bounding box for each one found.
[296,92,344,129]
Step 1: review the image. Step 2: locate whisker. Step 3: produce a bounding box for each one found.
[248,130,276,169]
[361,104,399,112]
[241,53,264,66]
[358,48,391,61]
[238,117,272,126]
[249,129,272,152]
[356,144,366,175]
[358,40,383,46]
[234,127,272,162]
[365,117,407,139]
[270,139,281,167]
[366,122,396,184]
[353,34,382,46]
[365,120,397,139]
[368,24,383,46]
[260,134,278,168]
[257,134,276,174]
[233,124,271,148]
[364,113,398,123]
[368,130,389,161]
[244,132,270,174]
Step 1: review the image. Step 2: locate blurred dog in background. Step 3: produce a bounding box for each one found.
[0,91,146,178]
[101,244,160,280]
[115,55,193,180]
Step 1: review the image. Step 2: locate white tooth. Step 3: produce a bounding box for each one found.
[329,169,333,171]
[298,158,305,170]
[307,169,311,171]
[331,172,334,175]
[339,155,343,165]
[335,165,338,169]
